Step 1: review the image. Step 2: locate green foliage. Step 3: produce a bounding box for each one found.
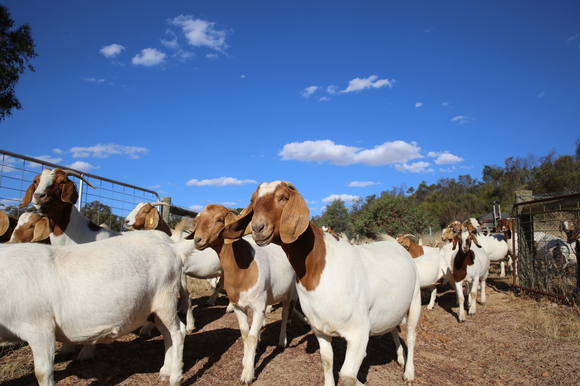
[317,199,354,238]
[80,201,123,232]
[0,5,37,121]
[1,204,35,218]
[351,193,438,239]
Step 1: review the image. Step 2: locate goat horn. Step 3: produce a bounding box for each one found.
[403,234,416,239]
[63,170,97,189]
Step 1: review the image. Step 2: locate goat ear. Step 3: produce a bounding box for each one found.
[184,217,198,240]
[60,181,79,205]
[221,203,253,240]
[32,217,51,242]
[452,238,457,250]
[146,209,160,230]
[280,189,310,244]
[0,212,9,236]
[20,184,35,208]
[469,233,482,248]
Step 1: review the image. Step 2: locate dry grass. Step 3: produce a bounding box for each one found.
[0,343,33,384]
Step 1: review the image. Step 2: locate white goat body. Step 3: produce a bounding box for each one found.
[125,202,225,306]
[0,231,185,386]
[223,181,421,386]
[413,251,453,310]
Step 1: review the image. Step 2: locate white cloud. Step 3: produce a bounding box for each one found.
[132,48,167,66]
[301,86,319,98]
[322,194,361,204]
[451,115,474,124]
[189,204,205,212]
[395,161,433,173]
[169,15,228,52]
[83,78,105,84]
[428,151,464,165]
[415,102,423,108]
[161,30,179,49]
[279,140,363,166]
[318,96,329,102]
[206,53,218,59]
[341,75,394,93]
[537,91,545,98]
[186,177,257,187]
[279,140,423,166]
[100,44,125,58]
[567,33,580,42]
[327,85,339,95]
[69,144,148,159]
[349,181,380,187]
[67,161,98,173]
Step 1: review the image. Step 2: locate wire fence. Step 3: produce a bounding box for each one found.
[0,149,162,231]
[513,192,580,302]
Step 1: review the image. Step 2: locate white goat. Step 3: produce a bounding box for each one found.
[125,202,226,307]
[449,230,490,322]
[19,169,194,357]
[413,251,454,310]
[0,231,186,386]
[188,204,299,385]
[222,181,421,386]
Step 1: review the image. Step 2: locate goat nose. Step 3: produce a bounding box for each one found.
[252,222,265,234]
[34,192,45,199]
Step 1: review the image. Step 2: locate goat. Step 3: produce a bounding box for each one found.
[449,230,490,322]
[0,231,186,386]
[221,181,421,386]
[187,204,299,385]
[412,250,454,310]
[8,212,51,244]
[463,219,511,277]
[0,209,18,243]
[20,168,121,245]
[125,202,226,307]
[19,169,194,356]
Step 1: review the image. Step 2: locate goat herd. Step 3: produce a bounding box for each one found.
[0,168,578,386]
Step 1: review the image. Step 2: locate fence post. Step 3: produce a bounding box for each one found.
[162,196,171,224]
[514,190,533,288]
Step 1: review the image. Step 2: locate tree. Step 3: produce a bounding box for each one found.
[80,201,123,231]
[0,5,37,121]
[318,199,354,238]
[352,193,438,239]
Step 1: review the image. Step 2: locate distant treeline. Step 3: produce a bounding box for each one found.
[313,140,580,240]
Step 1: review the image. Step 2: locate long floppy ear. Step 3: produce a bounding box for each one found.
[221,203,253,241]
[20,183,36,208]
[279,188,310,244]
[469,233,482,248]
[60,181,79,205]
[222,211,240,244]
[32,217,51,242]
[0,211,9,236]
[452,238,458,250]
[184,216,199,240]
[145,208,160,230]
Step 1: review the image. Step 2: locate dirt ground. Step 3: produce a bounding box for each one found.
[2,266,580,386]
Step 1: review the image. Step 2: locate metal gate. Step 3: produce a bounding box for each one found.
[513,192,580,302]
[1,149,166,231]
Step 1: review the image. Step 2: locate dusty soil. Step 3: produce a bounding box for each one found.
[2,268,580,386]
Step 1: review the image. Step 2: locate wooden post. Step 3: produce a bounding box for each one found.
[162,196,171,224]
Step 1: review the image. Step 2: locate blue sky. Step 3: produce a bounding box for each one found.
[2,0,580,216]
